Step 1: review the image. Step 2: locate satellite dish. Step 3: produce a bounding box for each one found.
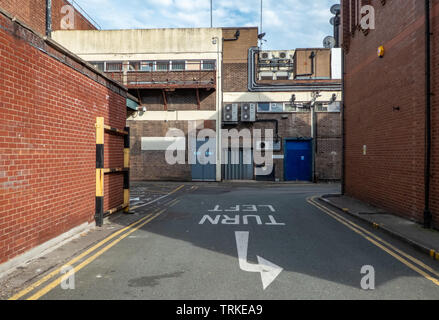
[330,17,335,26]
[323,36,336,49]
[330,4,341,15]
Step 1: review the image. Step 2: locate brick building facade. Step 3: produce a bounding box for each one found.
[341,0,438,228]
[52,26,343,183]
[222,28,343,182]
[0,6,126,268]
[0,0,97,35]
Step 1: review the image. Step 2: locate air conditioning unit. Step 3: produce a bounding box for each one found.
[259,51,272,61]
[223,104,238,123]
[241,103,256,122]
[279,52,288,59]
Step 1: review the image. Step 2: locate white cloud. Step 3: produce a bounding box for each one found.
[72,0,338,49]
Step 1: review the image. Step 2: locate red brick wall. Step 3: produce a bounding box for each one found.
[432,0,439,227]
[342,0,439,228]
[0,12,126,264]
[0,0,97,36]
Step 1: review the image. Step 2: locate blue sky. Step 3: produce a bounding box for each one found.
[72,0,338,50]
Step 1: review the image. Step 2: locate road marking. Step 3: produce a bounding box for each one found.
[307,197,439,287]
[131,185,185,210]
[168,199,181,208]
[309,197,439,279]
[235,231,283,290]
[8,210,160,301]
[27,209,166,300]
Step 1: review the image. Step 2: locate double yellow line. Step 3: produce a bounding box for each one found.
[307,196,439,287]
[9,184,186,300]
[9,208,165,300]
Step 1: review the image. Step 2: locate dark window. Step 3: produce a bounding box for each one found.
[156,61,170,71]
[106,62,123,72]
[90,62,104,72]
[202,60,216,70]
[257,103,270,112]
[171,61,185,71]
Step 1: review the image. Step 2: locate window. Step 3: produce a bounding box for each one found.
[90,62,104,72]
[128,61,140,71]
[202,60,216,70]
[156,61,170,72]
[271,103,283,113]
[171,61,185,71]
[140,61,155,72]
[284,103,297,112]
[106,62,123,72]
[315,103,328,112]
[257,102,284,113]
[257,102,270,112]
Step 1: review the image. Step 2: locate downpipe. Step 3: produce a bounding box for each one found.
[46,0,52,37]
[424,0,432,228]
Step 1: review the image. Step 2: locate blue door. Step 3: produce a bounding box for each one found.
[192,138,216,181]
[284,140,312,181]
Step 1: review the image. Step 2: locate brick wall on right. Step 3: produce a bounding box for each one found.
[342,0,439,228]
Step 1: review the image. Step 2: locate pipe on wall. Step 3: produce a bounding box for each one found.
[247,47,341,92]
[424,0,432,228]
[46,0,52,37]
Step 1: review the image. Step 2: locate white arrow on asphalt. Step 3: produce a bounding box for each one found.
[235,231,283,290]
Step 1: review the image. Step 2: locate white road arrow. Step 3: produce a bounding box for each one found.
[235,231,283,290]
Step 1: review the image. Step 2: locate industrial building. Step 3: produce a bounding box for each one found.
[53,27,343,182]
[341,0,438,228]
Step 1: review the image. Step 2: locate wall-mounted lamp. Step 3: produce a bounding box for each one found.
[378,46,385,58]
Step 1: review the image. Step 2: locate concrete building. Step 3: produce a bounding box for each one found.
[341,0,438,229]
[52,26,343,183]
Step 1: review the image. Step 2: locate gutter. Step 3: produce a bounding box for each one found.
[247,47,341,92]
[424,0,432,228]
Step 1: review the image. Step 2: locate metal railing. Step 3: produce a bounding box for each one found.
[104,62,217,88]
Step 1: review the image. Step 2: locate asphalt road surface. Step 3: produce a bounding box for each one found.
[15,183,439,300]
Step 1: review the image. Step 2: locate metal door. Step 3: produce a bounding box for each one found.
[192,138,216,181]
[284,139,312,181]
[222,149,254,180]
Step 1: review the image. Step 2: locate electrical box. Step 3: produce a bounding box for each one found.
[241,103,256,122]
[223,104,238,123]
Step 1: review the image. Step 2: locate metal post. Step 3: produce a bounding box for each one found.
[123,127,131,213]
[95,117,105,227]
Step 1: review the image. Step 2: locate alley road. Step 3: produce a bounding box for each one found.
[11,183,439,300]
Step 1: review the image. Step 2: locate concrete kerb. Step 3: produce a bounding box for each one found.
[319,194,439,262]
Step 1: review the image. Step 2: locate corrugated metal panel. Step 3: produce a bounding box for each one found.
[223,149,254,180]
